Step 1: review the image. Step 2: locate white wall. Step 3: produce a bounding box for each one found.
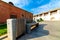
[33,9,60,21]
[44,12,50,21]
[33,16,40,22]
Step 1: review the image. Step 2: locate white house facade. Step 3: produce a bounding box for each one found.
[33,9,60,22]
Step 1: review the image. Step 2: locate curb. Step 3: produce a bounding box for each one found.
[0,34,7,40]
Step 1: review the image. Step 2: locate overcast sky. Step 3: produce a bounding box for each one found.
[2,0,60,15]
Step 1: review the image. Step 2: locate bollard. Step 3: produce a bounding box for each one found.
[7,19,17,40]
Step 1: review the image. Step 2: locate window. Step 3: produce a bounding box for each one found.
[22,14,24,17]
[10,15,17,18]
[44,12,48,16]
[50,10,57,15]
[50,10,57,13]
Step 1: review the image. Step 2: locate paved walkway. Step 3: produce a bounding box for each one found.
[0,34,7,40]
[18,21,60,40]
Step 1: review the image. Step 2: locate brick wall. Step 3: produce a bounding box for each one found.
[0,1,33,23]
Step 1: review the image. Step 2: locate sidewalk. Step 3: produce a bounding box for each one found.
[18,21,60,40]
[0,34,7,40]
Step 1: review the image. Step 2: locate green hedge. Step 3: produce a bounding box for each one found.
[0,24,7,36]
[37,18,44,22]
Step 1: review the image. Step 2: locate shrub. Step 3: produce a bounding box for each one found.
[0,24,7,36]
[40,18,44,21]
[37,18,44,22]
[37,19,40,22]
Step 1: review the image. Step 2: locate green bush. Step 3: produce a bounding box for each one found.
[37,18,44,22]
[0,24,7,36]
[40,18,44,21]
[37,19,40,22]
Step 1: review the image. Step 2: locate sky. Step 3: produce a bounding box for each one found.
[2,0,60,15]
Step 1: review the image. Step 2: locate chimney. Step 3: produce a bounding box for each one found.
[9,2,14,5]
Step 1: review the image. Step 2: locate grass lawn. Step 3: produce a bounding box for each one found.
[0,24,7,36]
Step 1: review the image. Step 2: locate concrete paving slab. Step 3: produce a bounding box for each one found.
[18,21,60,40]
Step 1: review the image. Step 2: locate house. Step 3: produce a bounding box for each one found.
[33,8,60,22]
[0,1,33,23]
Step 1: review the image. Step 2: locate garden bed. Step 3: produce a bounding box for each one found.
[0,24,7,36]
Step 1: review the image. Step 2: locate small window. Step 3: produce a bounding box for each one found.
[22,14,24,17]
[50,10,57,13]
[10,15,17,18]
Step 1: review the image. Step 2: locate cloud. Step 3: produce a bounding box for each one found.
[31,0,60,15]
[2,0,31,8]
[2,0,19,3]
[2,0,60,15]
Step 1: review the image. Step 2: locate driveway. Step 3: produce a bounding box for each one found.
[18,21,60,40]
